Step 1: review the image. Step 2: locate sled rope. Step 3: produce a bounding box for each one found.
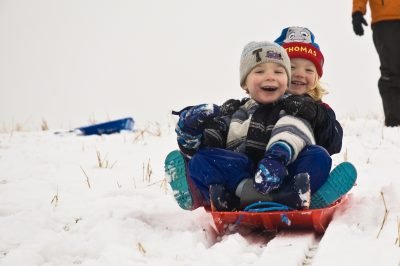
[234,202,293,227]
[243,201,293,212]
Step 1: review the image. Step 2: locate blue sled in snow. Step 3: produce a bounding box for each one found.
[74,117,135,136]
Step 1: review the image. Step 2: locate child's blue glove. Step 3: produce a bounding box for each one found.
[175,104,220,150]
[175,126,203,150]
[177,104,220,135]
[254,141,293,194]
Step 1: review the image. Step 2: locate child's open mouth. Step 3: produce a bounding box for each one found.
[292,80,306,85]
[260,86,277,92]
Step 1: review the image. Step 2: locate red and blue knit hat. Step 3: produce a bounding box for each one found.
[275,26,324,77]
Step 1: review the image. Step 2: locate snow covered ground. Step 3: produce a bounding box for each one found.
[0,116,399,266]
[1,0,399,265]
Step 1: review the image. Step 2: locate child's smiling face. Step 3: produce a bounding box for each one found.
[289,58,319,95]
[243,62,288,104]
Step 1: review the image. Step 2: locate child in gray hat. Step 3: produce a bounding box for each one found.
[165,41,331,211]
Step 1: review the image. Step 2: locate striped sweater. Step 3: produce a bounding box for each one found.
[199,98,315,164]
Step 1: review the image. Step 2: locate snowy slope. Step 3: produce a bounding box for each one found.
[0,116,399,266]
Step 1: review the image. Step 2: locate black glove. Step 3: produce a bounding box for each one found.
[282,95,318,122]
[220,99,242,115]
[352,11,368,36]
[283,95,330,129]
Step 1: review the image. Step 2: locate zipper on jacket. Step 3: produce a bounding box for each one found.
[382,0,384,5]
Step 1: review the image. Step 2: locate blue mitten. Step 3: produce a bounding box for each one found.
[177,104,220,134]
[175,126,202,150]
[175,104,220,150]
[254,141,293,194]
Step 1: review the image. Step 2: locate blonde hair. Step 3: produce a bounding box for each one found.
[306,78,328,101]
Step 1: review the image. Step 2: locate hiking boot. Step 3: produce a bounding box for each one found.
[310,162,357,209]
[239,173,311,210]
[210,184,241,211]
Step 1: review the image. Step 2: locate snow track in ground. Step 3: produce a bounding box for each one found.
[212,226,323,265]
[1,119,400,265]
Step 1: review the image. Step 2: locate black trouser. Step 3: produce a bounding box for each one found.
[372,20,400,126]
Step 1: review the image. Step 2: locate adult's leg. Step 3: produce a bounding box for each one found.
[188,148,254,200]
[287,145,332,194]
[372,21,400,126]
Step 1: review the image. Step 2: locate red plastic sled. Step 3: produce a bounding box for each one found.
[210,196,347,235]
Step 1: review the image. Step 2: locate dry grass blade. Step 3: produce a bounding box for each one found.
[146,179,164,187]
[343,148,348,162]
[96,150,116,168]
[142,160,153,183]
[142,162,145,182]
[50,189,59,207]
[15,123,23,132]
[147,122,161,137]
[137,242,146,255]
[160,178,168,194]
[41,119,49,131]
[109,161,117,169]
[396,217,400,247]
[96,151,104,168]
[80,166,91,189]
[376,191,389,238]
[133,128,147,142]
[133,122,162,142]
[146,159,152,182]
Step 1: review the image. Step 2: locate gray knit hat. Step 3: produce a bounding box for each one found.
[240,41,291,88]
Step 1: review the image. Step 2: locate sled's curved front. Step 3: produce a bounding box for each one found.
[210,197,346,235]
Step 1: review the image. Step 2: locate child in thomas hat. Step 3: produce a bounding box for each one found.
[275,26,324,77]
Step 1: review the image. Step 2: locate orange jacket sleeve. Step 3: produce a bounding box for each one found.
[352,0,368,15]
[353,0,400,24]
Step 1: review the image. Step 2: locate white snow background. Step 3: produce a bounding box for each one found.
[1,0,400,265]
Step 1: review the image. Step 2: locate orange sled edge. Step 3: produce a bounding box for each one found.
[209,196,347,235]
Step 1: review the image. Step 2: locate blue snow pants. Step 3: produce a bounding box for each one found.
[188,145,332,201]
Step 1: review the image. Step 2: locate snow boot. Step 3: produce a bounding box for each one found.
[310,162,357,209]
[165,150,207,210]
[209,184,241,211]
[239,173,311,210]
